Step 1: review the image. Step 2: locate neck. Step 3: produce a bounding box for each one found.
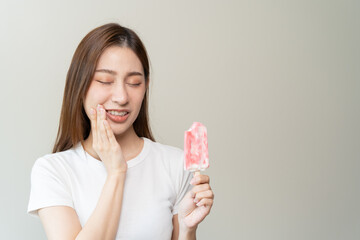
[83,126,144,162]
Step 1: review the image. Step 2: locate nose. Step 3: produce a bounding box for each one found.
[111,82,129,105]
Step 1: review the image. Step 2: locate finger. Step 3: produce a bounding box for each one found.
[96,105,103,144]
[191,183,211,194]
[190,174,210,185]
[89,107,98,145]
[96,105,108,144]
[98,106,109,144]
[103,120,117,147]
[195,198,214,208]
[194,190,214,203]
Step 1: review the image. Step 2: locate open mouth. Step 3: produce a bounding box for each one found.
[105,110,130,123]
[107,110,129,117]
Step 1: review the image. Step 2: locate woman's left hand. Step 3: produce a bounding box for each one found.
[178,172,214,231]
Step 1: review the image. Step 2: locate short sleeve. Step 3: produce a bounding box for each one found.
[27,157,74,218]
[172,151,193,215]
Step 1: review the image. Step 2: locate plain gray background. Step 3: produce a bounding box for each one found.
[1,0,359,239]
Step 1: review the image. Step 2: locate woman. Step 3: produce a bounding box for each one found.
[27,23,214,239]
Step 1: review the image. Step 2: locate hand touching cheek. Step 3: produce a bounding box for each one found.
[89,104,128,174]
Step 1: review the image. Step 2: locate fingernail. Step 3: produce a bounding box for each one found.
[190,178,196,185]
[196,202,202,207]
[97,104,101,110]
[194,198,199,203]
[100,108,105,115]
[90,108,95,115]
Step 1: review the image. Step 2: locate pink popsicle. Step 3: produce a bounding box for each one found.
[184,122,209,172]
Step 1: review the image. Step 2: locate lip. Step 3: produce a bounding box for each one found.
[106,109,130,112]
[106,110,130,123]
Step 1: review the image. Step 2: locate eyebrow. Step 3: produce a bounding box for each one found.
[95,69,143,78]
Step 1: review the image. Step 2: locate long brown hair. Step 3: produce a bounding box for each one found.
[52,23,155,153]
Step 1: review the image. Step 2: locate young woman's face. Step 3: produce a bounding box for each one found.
[83,46,147,137]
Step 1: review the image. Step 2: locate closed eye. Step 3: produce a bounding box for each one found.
[96,80,112,85]
[128,83,142,86]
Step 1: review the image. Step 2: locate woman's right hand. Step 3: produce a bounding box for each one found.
[89,104,128,175]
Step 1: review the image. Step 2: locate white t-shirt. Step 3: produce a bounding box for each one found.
[27,137,193,239]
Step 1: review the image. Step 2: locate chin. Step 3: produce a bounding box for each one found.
[111,127,127,135]
[109,125,131,136]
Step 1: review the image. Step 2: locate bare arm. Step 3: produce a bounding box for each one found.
[77,172,125,239]
[171,214,197,240]
[39,172,126,240]
[171,214,179,240]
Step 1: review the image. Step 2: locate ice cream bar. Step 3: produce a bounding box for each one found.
[184,122,209,172]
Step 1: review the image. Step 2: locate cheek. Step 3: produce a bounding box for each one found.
[83,89,101,116]
[85,85,108,105]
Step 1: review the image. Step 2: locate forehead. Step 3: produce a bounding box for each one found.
[96,46,143,74]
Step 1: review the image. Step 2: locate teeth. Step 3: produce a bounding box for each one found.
[108,111,128,116]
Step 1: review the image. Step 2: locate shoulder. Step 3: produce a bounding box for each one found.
[145,138,183,154]
[144,137,184,172]
[31,143,85,174]
[145,138,184,159]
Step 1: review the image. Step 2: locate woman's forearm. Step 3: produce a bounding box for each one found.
[179,228,197,240]
[75,172,126,240]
